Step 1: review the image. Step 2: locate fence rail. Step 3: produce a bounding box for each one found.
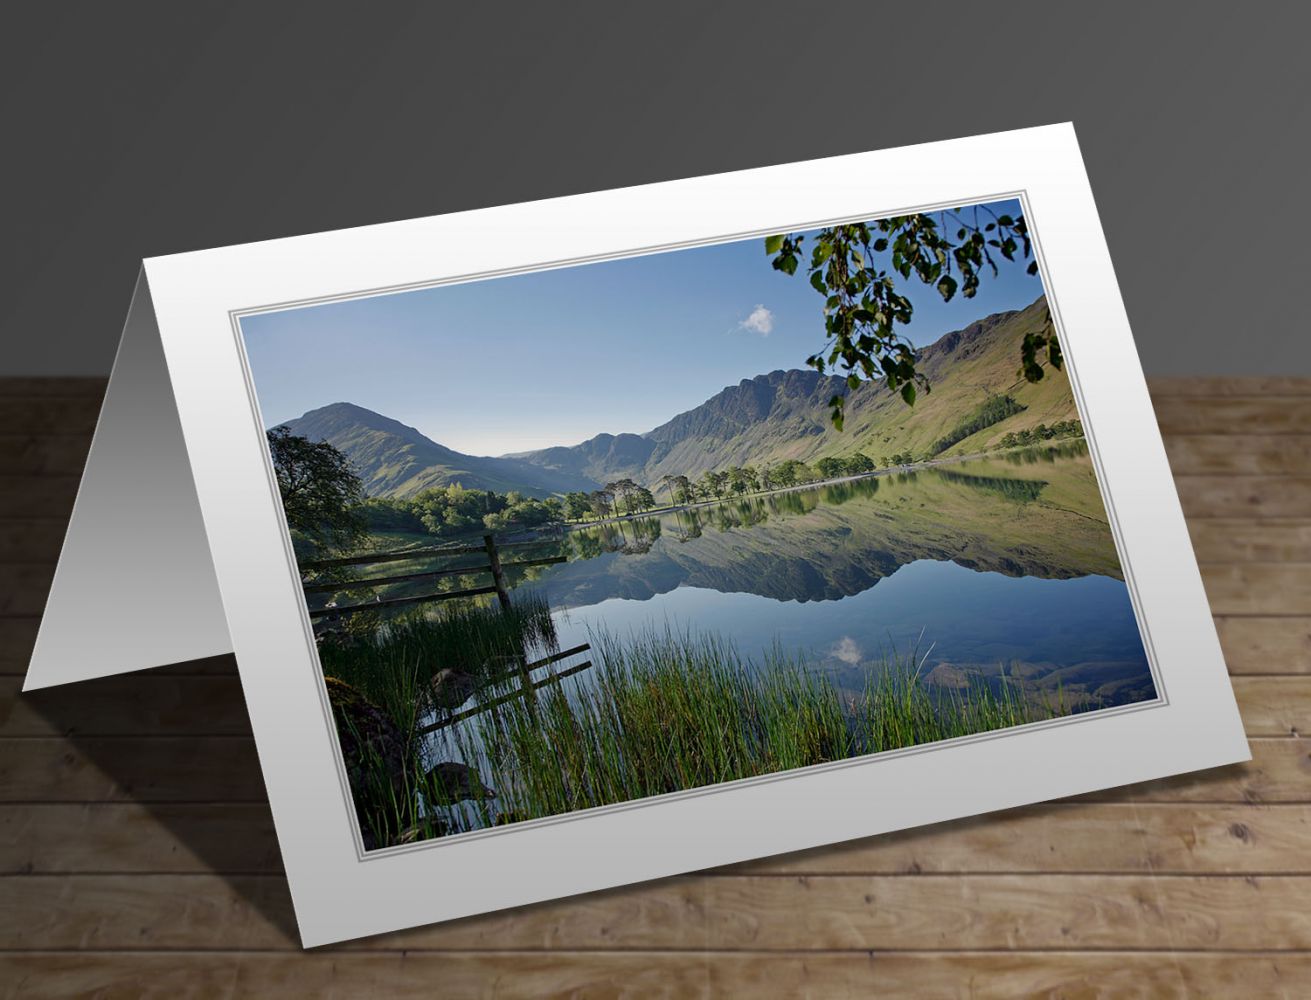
[305,533,565,618]
[417,643,595,734]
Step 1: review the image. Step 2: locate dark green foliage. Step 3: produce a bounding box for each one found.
[401,484,563,538]
[814,456,847,479]
[267,426,366,555]
[766,208,1058,427]
[929,394,1027,456]
[563,491,593,521]
[999,419,1083,449]
[357,497,425,533]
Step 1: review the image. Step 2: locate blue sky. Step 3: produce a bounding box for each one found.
[241,198,1044,456]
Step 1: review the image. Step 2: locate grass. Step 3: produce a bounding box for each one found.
[317,596,559,848]
[318,595,557,723]
[316,598,1069,847]
[427,626,1061,837]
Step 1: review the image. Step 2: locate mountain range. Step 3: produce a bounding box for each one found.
[281,296,1075,499]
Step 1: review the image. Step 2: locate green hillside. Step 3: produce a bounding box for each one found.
[280,296,1076,499]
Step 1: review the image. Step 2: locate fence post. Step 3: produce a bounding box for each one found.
[484,534,512,610]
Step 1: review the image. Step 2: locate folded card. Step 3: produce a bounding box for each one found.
[26,124,1247,947]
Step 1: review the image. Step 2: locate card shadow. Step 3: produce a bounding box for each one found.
[20,655,301,946]
[19,652,1256,952]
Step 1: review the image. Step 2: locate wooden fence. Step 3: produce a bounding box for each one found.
[301,533,565,618]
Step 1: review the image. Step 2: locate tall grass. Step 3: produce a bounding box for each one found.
[317,595,557,847]
[428,627,1059,836]
[318,595,557,724]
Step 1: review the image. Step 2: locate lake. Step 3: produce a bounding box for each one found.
[517,446,1155,710]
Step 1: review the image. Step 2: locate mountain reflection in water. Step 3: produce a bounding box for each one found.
[516,448,1155,710]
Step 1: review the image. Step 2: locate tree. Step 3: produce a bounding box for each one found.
[563,491,592,521]
[267,426,365,554]
[727,466,752,496]
[700,469,729,499]
[846,452,875,474]
[630,485,655,512]
[606,478,640,514]
[589,488,615,519]
[815,456,847,480]
[765,206,1059,429]
[669,474,693,504]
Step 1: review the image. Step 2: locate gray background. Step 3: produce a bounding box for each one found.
[3,2,1307,376]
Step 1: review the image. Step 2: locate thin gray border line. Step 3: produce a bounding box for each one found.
[227,188,1167,865]
[229,317,369,855]
[1015,190,1168,709]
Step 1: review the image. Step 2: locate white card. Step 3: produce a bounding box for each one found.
[26,124,1248,947]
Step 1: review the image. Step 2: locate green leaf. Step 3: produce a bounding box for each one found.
[810,270,827,294]
[764,234,785,255]
[936,274,957,301]
[901,382,916,406]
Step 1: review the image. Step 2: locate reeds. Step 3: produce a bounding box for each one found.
[428,626,1058,836]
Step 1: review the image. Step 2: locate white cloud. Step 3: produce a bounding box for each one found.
[736,304,774,337]
[829,636,863,665]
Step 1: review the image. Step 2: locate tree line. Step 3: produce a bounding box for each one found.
[998,419,1082,448]
[559,453,888,521]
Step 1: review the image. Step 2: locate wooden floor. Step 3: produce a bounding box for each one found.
[1,376,1309,998]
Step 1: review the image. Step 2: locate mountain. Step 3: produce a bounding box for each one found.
[280,402,597,498]
[280,296,1075,499]
[513,295,1075,484]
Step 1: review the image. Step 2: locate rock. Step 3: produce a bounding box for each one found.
[423,761,495,804]
[429,669,477,712]
[324,676,412,842]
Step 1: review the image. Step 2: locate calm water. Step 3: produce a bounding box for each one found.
[516,449,1155,708]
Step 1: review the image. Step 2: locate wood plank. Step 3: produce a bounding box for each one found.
[0,737,267,802]
[710,952,1311,998]
[0,803,284,874]
[1153,396,1311,435]
[0,377,105,397]
[701,874,1311,951]
[1,736,1304,807]
[1,952,1308,997]
[0,618,38,673]
[0,676,251,737]
[1200,564,1311,616]
[1216,617,1311,674]
[0,475,79,519]
[1189,520,1311,563]
[1072,738,1309,804]
[1148,376,1311,396]
[0,396,103,436]
[1232,676,1310,736]
[0,434,91,476]
[0,953,713,998]
[0,874,705,951]
[7,803,1309,877]
[1165,434,1311,475]
[1177,476,1311,518]
[3,873,1310,953]
[0,564,54,616]
[730,803,1311,876]
[0,521,68,563]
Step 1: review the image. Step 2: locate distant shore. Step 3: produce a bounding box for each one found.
[559,446,1025,531]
